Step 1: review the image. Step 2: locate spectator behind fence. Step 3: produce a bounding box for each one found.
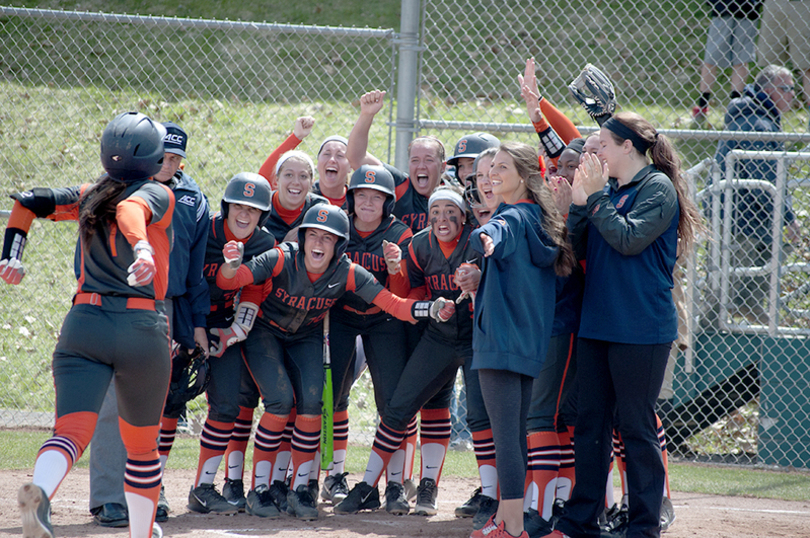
[756,0,810,130]
[713,64,801,324]
[691,0,762,127]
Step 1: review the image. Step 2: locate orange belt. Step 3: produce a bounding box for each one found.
[73,292,156,311]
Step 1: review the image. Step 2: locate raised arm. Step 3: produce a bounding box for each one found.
[347,90,386,169]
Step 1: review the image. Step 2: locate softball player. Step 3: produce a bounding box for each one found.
[215,204,453,520]
[4,112,171,538]
[221,144,329,496]
[182,173,277,515]
[257,116,315,189]
[469,142,575,538]
[320,165,414,504]
[447,132,501,187]
[545,113,700,538]
[347,90,445,233]
[311,135,352,208]
[335,188,480,517]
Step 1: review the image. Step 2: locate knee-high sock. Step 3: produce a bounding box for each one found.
[612,429,628,497]
[419,408,451,485]
[291,415,321,491]
[471,428,498,501]
[605,453,615,508]
[120,419,162,538]
[393,416,418,483]
[195,419,234,487]
[363,420,407,487]
[225,406,254,481]
[274,412,296,484]
[525,430,560,517]
[252,412,288,490]
[657,413,671,498]
[329,409,350,476]
[157,416,178,473]
[33,412,94,498]
[556,425,575,501]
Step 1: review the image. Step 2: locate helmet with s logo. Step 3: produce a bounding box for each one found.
[221,172,273,226]
[446,132,500,180]
[298,204,350,259]
[346,164,397,219]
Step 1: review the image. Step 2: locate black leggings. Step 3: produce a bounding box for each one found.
[478,368,533,500]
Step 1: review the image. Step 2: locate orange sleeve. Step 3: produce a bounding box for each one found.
[407,284,428,300]
[217,264,255,290]
[116,197,151,247]
[386,269,411,297]
[539,98,581,144]
[7,201,36,232]
[240,282,268,305]
[258,133,303,188]
[371,288,416,323]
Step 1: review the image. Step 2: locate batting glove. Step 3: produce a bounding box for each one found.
[382,240,402,275]
[208,324,248,358]
[223,240,244,270]
[127,240,156,287]
[0,258,25,285]
[430,297,456,322]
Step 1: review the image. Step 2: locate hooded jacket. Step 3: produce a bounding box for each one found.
[470,200,559,377]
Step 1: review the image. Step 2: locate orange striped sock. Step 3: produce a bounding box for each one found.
[290,414,321,491]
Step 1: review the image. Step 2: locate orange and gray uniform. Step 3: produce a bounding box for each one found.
[7,178,173,498]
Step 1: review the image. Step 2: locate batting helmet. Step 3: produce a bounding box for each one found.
[346,165,397,219]
[163,344,210,418]
[446,132,500,175]
[221,172,273,227]
[100,112,166,182]
[298,204,350,259]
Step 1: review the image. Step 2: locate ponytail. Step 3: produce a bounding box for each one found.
[79,174,127,245]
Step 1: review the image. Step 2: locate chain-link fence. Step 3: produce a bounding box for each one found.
[2,2,810,469]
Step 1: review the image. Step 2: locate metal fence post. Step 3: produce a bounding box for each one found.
[394,0,421,171]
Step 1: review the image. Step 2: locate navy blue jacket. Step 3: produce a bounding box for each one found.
[569,165,679,345]
[162,170,210,349]
[714,84,795,243]
[470,201,559,378]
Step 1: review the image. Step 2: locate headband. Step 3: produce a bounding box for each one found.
[603,117,655,154]
[428,188,466,213]
[275,150,315,177]
[318,135,349,156]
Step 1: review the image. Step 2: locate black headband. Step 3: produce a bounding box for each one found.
[603,117,655,154]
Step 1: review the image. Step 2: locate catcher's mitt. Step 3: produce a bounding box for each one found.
[569,64,616,122]
[163,343,210,417]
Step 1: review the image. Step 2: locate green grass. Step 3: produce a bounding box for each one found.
[4,428,810,500]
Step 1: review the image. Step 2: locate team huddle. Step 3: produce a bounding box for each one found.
[2,59,701,538]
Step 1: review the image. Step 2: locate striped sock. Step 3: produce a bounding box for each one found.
[657,413,671,498]
[195,419,234,486]
[225,406,254,481]
[291,415,321,491]
[556,425,575,501]
[402,416,418,482]
[364,420,406,487]
[471,428,497,500]
[120,419,162,538]
[419,408,451,485]
[525,431,560,517]
[273,412,296,484]
[613,429,628,497]
[330,409,350,475]
[158,416,178,472]
[252,413,288,490]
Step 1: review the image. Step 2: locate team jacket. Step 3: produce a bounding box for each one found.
[263,192,329,242]
[334,215,413,324]
[221,242,386,336]
[10,179,173,300]
[162,170,210,348]
[405,222,480,343]
[196,213,276,329]
[470,201,559,377]
[569,165,679,345]
[384,163,430,233]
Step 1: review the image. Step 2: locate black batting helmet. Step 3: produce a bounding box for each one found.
[446,132,500,178]
[163,344,210,418]
[298,204,350,259]
[221,172,273,227]
[100,112,166,182]
[346,165,397,220]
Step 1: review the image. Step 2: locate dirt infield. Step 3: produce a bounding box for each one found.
[2,468,810,538]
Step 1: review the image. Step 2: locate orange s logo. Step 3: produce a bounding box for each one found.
[364,170,376,183]
[457,139,467,153]
[243,183,255,198]
[316,208,329,222]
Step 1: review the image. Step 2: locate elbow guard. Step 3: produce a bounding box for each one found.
[10,188,56,218]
